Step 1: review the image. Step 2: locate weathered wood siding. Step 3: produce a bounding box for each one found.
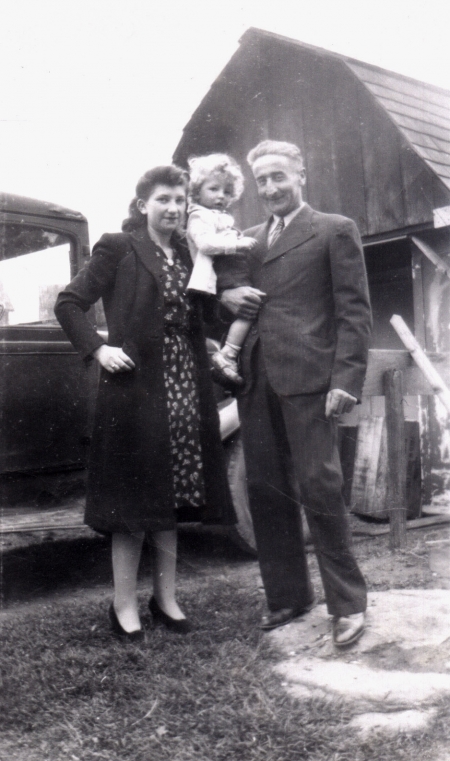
[174,33,450,235]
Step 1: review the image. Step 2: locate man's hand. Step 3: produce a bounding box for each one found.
[325,389,357,418]
[220,286,266,320]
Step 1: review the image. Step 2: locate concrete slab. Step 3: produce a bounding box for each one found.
[275,657,450,707]
[269,589,450,712]
[349,709,437,737]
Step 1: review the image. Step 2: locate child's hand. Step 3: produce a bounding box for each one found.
[236,236,257,251]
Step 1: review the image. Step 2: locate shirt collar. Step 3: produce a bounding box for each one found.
[270,202,305,231]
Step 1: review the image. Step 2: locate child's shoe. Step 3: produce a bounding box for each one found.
[211,350,244,386]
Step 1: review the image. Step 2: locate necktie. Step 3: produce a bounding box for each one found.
[269,217,285,247]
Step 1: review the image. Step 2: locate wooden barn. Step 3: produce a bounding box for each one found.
[173,27,450,518]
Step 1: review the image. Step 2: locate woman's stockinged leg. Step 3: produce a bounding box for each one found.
[152,529,186,620]
[112,532,145,632]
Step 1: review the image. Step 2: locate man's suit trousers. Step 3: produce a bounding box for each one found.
[238,346,367,617]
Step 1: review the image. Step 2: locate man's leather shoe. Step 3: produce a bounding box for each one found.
[260,600,315,631]
[332,612,365,647]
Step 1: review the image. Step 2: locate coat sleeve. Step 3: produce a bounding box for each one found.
[187,208,240,256]
[329,218,372,400]
[54,233,127,360]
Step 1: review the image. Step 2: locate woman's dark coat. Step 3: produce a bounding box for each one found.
[55,227,235,533]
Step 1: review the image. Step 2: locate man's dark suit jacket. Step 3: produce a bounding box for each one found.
[217,203,372,399]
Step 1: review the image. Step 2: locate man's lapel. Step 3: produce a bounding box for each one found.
[264,204,315,264]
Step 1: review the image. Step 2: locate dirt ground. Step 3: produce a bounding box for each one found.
[1,517,448,619]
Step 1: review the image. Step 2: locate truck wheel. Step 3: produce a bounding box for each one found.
[223,432,312,554]
[224,432,257,556]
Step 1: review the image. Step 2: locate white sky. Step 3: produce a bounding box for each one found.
[1,0,449,245]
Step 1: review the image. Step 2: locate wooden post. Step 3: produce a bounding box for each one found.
[384,369,407,549]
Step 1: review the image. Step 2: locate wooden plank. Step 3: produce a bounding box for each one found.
[416,145,450,168]
[405,421,422,519]
[332,61,368,233]
[400,144,435,227]
[424,163,450,180]
[370,397,385,416]
[384,369,407,549]
[0,503,85,533]
[408,246,431,502]
[294,51,342,214]
[376,95,450,132]
[353,513,450,536]
[390,314,450,412]
[393,113,450,144]
[432,174,450,214]
[434,206,450,227]
[366,82,450,121]
[347,64,450,112]
[418,237,450,352]
[357,82,406,234]
[406,132,450,155]
[232,40,272,229]
[362,349,450,397]
[350,417,421,519]
[265,44,304,136]
[411,248,426,347]
[412,236,450,279]
[350,416,387,518]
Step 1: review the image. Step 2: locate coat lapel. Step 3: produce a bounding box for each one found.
[129,227,192,277]
[130,227,164,279]
[264,204,316,264]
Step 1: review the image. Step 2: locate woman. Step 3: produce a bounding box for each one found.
[55,166,235,640]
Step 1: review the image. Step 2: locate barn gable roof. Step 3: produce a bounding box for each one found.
[345,61,450,191]
[174,27,450,236]
[242,28,450,192]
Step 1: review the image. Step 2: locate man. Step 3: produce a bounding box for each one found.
[219,140,372,646]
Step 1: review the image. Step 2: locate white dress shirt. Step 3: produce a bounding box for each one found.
[267,203,305,246]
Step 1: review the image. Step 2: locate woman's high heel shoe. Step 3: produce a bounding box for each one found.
[148,596,191,634]
[109,604,145,642]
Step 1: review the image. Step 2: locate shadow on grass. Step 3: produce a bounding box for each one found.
[1,526,255,607]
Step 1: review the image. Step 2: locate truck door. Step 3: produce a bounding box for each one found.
[0,209,94,505]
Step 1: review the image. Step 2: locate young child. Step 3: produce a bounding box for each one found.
[186,153,256,386]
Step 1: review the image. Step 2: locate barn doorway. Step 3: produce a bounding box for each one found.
[364,238,415,350]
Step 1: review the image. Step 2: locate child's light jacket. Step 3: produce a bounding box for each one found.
[186,203,241,294]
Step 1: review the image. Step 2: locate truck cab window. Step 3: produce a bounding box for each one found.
[0,224,71,325]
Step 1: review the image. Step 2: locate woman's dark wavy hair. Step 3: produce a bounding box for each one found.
[122,165,188,232]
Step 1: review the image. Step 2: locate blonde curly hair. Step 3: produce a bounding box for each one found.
[188,153,245,203]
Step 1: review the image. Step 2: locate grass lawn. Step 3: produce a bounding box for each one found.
[1,530,449,761]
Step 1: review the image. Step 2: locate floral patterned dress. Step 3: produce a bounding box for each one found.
[155,246,205,509]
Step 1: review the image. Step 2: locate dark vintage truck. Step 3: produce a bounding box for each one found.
[0,193,255,552]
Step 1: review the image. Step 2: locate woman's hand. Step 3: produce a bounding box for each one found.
[93,345,135,373]
[236,236,257,252]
